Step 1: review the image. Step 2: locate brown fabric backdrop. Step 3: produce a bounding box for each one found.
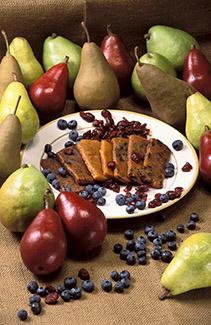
[1,1,211,324]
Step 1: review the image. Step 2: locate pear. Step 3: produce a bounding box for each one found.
[145,25,200,71]
[9,36,44,87]
[73,22,120,109]
[160,233,211,298]
[0,96,22,186]
[0,165,55,232]
[186,92,211,149]
[131,47,176,101]
[0,31,24,100]
[43,33,81,88]
[0,76,39,144]
[136,63,195,128]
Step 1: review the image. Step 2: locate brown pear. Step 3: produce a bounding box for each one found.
[73,22,120,109]
[136,63,196,128]
[0,96,22,186]
[0,31,24,100]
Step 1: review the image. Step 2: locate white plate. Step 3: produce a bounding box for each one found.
[22,110,198,219]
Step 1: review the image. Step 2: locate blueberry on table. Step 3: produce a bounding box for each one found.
[167,241,177,251]
[36,286,47,297]
[154,245,162,251]
[187,220,196,230]
[138,256,147,265]
[172,139,183,151]
[144,225,154,235]
[29,295,41,305]
[126,240,135,251]
[119,270,130,279]
[147,231,158,242]
[57,119,67,130]
[60,289,72,302]
[44,143,52,153]
[27,280,38,294]
[120,249,130,260]
[124,229,134,240]
[126,253,136,265]
[110,271,120,281]
[153,238,162,246]
[113,243,123,254]
[57,284,65,294]
[70,287,82,299]
[190,212,199,222]
[101,279,112,292]
[31,302,42,315]
[161,250,173,263]
[150,249,161,260]
[97,197,106,206]
[69,130,78,142]
[114,281,124,293]
[158,233,167,244]
[121,277,131,289]
[64,276,77,289]
[136,235,146,244]
[67,119,77,129]
[177,224,185,233]
[134,241,146,252]
[82,280,95,293]
[17,309,28,321]
[165,230,176,242]
[137,250,146,258]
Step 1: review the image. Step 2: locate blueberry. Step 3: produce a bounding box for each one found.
[167,241,177,251]
[97,197,106,206]
[79,190,89,199]
[153,238,162,246]
[126,240,135,251]
[36,286,47,297]
[85,184,95,194]
[190,212,199,222]
[150,249,160,260]
[187,220,196,230]
[114,281,124,293]
[136,236,146,244]
[113,243,123,254]
[67,119,77,129]
[64,140,74,147]
[47,172,56,183]
[125,197,134,204]
[57,119,67,130]
[29,295,41,305]
[101,279,112,292]
[154,245,162,251]
[41,168,51,177]
[92,191,103,200]
[110,271,120,281]
[124,229,134,240]
[126,205,135,214]
[131,193,139,201]
[82,280,94,293]
[31,302,42,315]
[126,253,136,265]
[60,289,72,302]
[135,200,146,210]
[64,276,77,289]
[165,162,175,170]
[165,230,176,242]
[44,143,52,153]
[69,130,78,142]
[177,224,185,233]
[137,250,146,258]
[138,256,147,265]
[121,277,131,289]
[98,187,106,196]
[172,139,183,151]
[160,194,169,203]
[134,241,146,252]
[158,233,167,244]
[161,250,173,263]
[52,179,60,190]
[58,166,67,177]
[147,231,158,242]
[57,284,65,294]
[70,287,82,299]
[93,184,101,190]
[115,194,126,206]
[119,270,130,279]
[120,249,130,260]
[17,309,28,321]
[27,280,38,294]
[144,225,154,235]
[165,167,174,178]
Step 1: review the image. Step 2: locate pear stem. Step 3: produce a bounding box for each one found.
[21,164,29,169]
[159,289,173,300]
[107,24,112,35]
[12,73,17,82]
[191,44,196,49]
[44,188,52,209]
[144,33,150,40]
[134,46,141,64]
[205,125,210,132]
[64,56,69,64]
[51,33,57,39]
[81,21,90,43]
[1,30,10,53]
[13,96,21,115]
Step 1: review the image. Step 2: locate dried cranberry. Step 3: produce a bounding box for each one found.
[174,186,183,192]
[155,193,161,200]
[80,111,95,123]
[107,161,116,170]
[46,285,56,293]
[101,109,114,125]
[78,268,90,280]
[45,292,59,304]
[182,162,192,172]
[166,191,176,200]
[92,119,104,127]
[124,185,132,193]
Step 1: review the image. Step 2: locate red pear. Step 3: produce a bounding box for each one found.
[55,191,107,254]
[29,57,69,123]
[101,25,134,94]
[183,46,211,100]
[20,190,67,275]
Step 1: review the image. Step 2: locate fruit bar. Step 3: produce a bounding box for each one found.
[112,137,130,183]
[127,135,149,184]
[77,139,107,182]
[56,145,94,185]
[99,140,114,178]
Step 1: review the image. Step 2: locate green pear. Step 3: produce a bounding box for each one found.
[0,96,22,186]
[43,33,81,88]
[160,233,211,298]
[9,37,44,87]
[0,79,39,144]
[145,25,200,71]
[0,165,55,232]
[186,92,211,149]
[73,22,120,109]
[131,49,176,100]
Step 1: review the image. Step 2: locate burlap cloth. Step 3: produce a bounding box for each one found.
[1,1,211,324]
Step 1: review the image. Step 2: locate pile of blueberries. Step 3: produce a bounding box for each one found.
[57,118,81,142]
[79,184,107,206]
[113,212,200,266]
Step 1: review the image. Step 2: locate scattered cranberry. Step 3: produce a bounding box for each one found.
[124,185,132,193]
[80,111,95,123]
[104,179,120,193]
[182,162,193,172]
[45,285,56,293]
[78,268,90,280]
[155,193,161,200]
[107,161,116,171]
[45,292,59,304]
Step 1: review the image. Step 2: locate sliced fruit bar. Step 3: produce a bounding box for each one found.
[77,139,107,182]
[100,140,114,178]
[57,145,94,185]
[127,134,149,184]
[40,156,84,192]
[112,137,130,184]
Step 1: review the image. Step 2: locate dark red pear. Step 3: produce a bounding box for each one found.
[20,189,67,275]
[55,191,107,254]
[101,25,134,94]
[183,46,211,100]
[29,57,69,123]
